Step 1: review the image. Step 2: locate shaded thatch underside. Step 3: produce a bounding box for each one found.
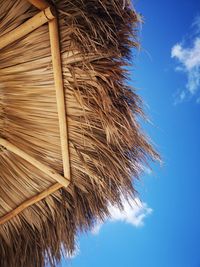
[0,0,159,266]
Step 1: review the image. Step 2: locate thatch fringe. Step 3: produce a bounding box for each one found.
[0,0,159,266]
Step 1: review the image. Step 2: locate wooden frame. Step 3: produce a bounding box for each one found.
[0,183,63,225]
[0,0,71,224]
[0,7,55,50]
[0,138,69,187]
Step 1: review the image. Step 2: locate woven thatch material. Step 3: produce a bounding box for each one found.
[0,0,159,266]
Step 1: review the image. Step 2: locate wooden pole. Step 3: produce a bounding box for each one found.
[27,0,71,180]
[0,7,55,50]
[27,0,49,10]
[0,182,63,225]
[48,18,71,180]
[0,138,69,187]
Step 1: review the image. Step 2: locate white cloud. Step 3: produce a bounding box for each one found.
[141,165,152,175]
[192,15,200,35]
[91,222,104,235]
[62,197,152,258]
[91,196,152,235]
[171,38,200,94]
[171,16,200,102]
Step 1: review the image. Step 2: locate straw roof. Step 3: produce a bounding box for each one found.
[0,0,159,266]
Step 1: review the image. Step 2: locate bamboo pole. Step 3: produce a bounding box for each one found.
[27,0,49,10]
[0,7,55,50]
[0,182,63,225]
[27,0,71,180]
[0,138,69,187]
[48,18,71,180]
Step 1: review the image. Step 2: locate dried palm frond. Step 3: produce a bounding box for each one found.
[0,0,159,266]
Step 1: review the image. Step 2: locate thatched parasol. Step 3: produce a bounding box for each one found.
[0,0,159,266]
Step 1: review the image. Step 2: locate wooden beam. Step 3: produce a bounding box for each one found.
[0,7,55,50]
[0,138,69,187]
[48,18,71,180]
[27,0,49,10]
[0,182,63,225]
[27,0,71,180]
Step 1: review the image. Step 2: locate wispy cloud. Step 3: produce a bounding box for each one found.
[91,196,152,235]
[62,197,152,258]
[171,15,200,103]
[192,15,200,35]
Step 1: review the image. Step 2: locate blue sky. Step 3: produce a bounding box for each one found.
[61,1,200,266]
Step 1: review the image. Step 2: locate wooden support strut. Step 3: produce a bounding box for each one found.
[27,0,71,180]
[0,139,68,225]
[0,138,69,187]
[0,183,63,225]
[48,18,71,179]
[0,6,55,50]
